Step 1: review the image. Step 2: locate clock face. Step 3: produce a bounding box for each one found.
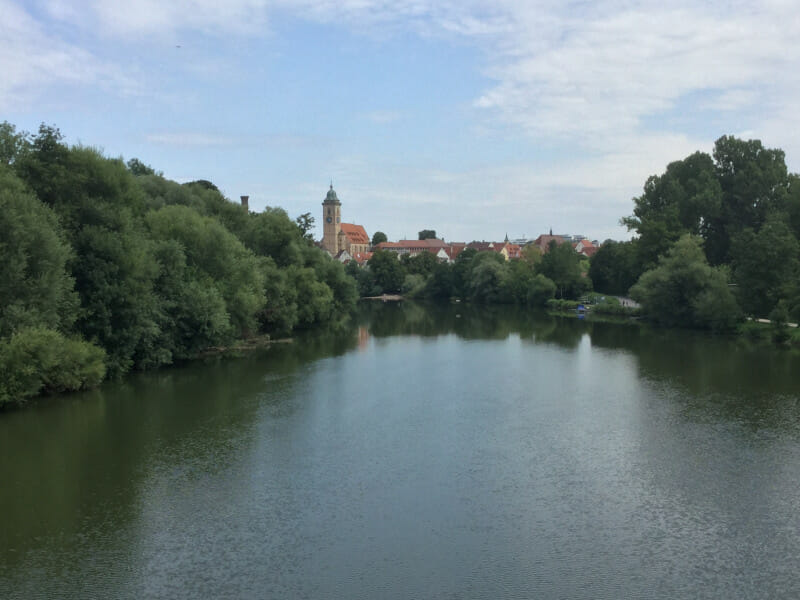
[326,217,332,223]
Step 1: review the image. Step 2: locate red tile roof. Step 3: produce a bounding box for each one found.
[352,251,373,264]
[341,223,369,245]
[533,235,567,252]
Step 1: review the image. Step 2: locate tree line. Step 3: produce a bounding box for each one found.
[589,135,800,332]
[0,122,357,407]
[347,240,590,306]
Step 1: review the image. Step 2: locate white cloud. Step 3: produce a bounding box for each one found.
[0,0,133,110]
[472,1,800,153]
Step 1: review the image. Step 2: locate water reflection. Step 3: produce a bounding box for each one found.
[2,302,800,599]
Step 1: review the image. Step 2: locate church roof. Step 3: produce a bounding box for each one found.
[340,223,369,244]
[323,184,340,204]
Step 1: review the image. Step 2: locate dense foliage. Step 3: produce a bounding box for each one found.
[0,122,356,406]
[351,244,570,306]
[596,135,800,327]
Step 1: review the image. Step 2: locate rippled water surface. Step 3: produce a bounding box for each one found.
[2,303,800,599]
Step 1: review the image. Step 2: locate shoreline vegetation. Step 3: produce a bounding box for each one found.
[1,122,359,408]
[2,123,799,408]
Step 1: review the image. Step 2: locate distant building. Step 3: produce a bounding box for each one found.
[376,238,448,257]
[321,184,370,256]
[532,233,569,253]
[574,239,598,258]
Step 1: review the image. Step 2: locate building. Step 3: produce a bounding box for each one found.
[321,184,370,257]
[574,239,598,258]
[532,233,569,253]
[321,184,341,255]
[339,223,370,255]
[376,238,449,257]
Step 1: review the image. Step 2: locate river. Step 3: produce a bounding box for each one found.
[2,303,800,599]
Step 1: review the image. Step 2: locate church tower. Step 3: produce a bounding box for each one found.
[321,184,341,255]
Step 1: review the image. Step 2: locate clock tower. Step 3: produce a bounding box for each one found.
[321,184,342,255]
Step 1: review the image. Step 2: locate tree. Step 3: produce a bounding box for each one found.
[520,244,543,266]
[706,136,790,264]
[536,241,590,299]
[0,328,106,407]
[468,252,509,303]
[0,167,78,337]
[588,240,641,296]
[622,151,722,268]
[418,229,437,240]
[242,208,303,267]
[146,205,265,338]
[367,249,404,293]
[630,235,741,331]
[401,251,438,277]
[730,212,799,317]
[0,121,29,166]
[295,212,315,241]
[372,231,388,246]
[502,259,555,306]
[126,158,161,176]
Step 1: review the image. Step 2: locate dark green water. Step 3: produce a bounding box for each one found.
[2,303,800,599]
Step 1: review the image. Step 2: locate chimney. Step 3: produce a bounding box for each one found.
[240,195,249,211]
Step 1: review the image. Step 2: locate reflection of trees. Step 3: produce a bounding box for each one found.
[589,321,800,430]
[359,300,594,349]
[0,328,362,568]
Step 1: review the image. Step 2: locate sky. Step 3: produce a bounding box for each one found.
[3,0,799,243]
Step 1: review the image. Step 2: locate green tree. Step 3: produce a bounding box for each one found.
[0,121,29,166]
[468,252,510,304]
[520,244,543,266]
[295,212,315,241]
[588,240,641,296]
[423,263,456,300]
[418,229,437,240]
[146,205,265,338]
[706,136,790,264]
[0,328,106,407]
[401,251,438,277]
[367,249,404,293]
[730,212,799,317]
[0,168,78,337]
[288,266,334,326]
[126,158,161,176]
[536,241,590,299]
[630,235,741,331]
[242,208,303,267]
[372,231,388,246]
[622,151,721,268]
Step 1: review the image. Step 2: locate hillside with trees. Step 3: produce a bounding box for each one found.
[0,122,357,407]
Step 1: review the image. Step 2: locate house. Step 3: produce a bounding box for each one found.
[376,238,449,257]
[351,251,373,265]
[574,239,598,258]
[334,249,352,263]
[532,233,568,253]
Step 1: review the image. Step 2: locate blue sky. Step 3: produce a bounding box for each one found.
[3,0,799,243]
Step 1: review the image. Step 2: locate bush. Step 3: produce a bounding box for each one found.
[0,328,106,407]
[546,299,582,312]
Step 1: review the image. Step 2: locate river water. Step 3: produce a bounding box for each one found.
[2,303,800,599]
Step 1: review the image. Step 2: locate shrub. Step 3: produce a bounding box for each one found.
[0,328,106,407]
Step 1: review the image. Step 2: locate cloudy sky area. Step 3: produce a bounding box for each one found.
[3,0,799,242]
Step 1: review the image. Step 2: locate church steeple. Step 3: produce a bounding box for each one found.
[322,183,342,254]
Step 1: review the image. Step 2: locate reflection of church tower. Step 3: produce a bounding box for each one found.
[322,184,341,254]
